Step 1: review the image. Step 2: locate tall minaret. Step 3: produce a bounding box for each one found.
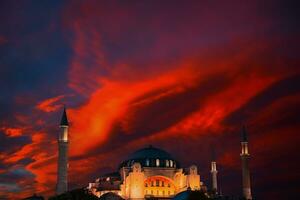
[56,106,69,194]
[240,125,252,200]
[210,148,218,194]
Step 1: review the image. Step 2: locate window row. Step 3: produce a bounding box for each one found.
[145,180,171,187]
[145,190,174,196]
[145,159,176,167]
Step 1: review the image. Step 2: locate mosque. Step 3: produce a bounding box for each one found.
[88,145,201,199]
[56,108,253,200]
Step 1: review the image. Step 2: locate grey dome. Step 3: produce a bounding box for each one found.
[119,145,180,168]
[128,145,174,160]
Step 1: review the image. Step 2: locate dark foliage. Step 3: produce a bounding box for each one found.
[48,188,99,200]
[187,190,211,200]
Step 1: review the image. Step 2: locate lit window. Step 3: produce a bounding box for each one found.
[170,160,173,167]
[166,160,169,167]
[156,159,160,167]
[151,190,153,195]
[156,180,159,186]
[168,191,170,195]
[163,190,165,196]
[146,159,150,166]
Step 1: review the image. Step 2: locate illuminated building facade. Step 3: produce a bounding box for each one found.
[88,145,202,199]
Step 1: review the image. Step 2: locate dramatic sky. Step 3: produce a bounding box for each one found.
[0,0,299,199]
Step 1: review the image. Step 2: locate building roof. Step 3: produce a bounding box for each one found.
[60,106,69,126]
[119,145,180,168]
[172,189,192,200]
[127,145,174,160]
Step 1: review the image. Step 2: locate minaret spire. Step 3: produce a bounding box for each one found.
[210,147,218,194]
[56,106,69,194]
[242,125,248,142]
[240,125,252,200]
[60,105,69,126]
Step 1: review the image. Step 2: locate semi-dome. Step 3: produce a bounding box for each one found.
[119,145,180,168]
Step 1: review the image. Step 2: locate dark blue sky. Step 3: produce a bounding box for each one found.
[0,0,299,199]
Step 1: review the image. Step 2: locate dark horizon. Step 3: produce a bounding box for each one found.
[0,0,299,199]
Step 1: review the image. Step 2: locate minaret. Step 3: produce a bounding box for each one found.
[210,148,218,194]
[56,106,69,194]
[240,125,252,200]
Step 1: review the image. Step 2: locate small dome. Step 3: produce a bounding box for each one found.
[119,145,180,168]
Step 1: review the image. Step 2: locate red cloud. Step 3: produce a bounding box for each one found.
[1,127,23,137]
[1,1,299,199]
[36,95,65,113]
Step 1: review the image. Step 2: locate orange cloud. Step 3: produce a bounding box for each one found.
[66,35,295,159]
[69,65,202,156]
[36,95,65,113]
[3,132,57,198]
[1,127,23,137]
[1,1,299,199]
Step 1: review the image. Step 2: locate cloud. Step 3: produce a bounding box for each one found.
[1,127,23,137]
[0,0,299,199]
[224,74,300,126]
[0,132,31,154]
[36,95,65,113]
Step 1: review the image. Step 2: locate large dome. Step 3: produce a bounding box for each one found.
[128,145,174,160]
[119,145,180,168]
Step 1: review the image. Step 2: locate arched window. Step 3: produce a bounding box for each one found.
[166,160,169,167]
[156,159,160,167]
[146,159,150,166]
[156,180,159,186]
[162,181,164,187]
